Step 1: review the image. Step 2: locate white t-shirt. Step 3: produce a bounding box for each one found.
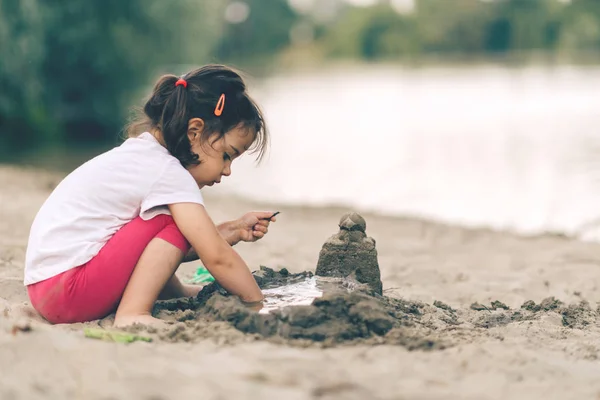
[24,132,204,285]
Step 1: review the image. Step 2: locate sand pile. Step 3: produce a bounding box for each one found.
[315,212,383,294]
[148,266,600,352]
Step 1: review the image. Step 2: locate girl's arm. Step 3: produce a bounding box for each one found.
[217,220,241,245]
[182,212,276,262]
[168,202,263,303]
[182,221,238,263]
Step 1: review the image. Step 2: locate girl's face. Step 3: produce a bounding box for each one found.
[186,122,255,188]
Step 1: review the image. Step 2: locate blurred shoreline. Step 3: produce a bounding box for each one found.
[272,50,600,76]
[5,63,600,240]
[0,162,579,252]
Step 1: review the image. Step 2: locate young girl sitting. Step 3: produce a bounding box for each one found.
[24,64,274,327]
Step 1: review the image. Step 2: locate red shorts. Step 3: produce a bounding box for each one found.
[27,215,190,324]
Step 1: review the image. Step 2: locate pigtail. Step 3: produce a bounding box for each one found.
[130,64,269,167]
[160,78,199,167]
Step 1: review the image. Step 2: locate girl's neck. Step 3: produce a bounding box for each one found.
[150,128,167,147]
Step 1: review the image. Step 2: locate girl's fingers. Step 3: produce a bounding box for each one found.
[257,211,277,220]
[253,225,268,234]
[253,221,270,231]
[251,212,276,237]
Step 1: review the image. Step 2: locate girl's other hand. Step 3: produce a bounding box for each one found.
[237,211,277,243]
[243,299,264,313]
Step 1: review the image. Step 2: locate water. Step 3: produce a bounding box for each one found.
[259,276,322,314]
[259,276,357,314]
[212,65,600,238]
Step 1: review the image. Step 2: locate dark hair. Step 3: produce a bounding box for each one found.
[127,64,268,167]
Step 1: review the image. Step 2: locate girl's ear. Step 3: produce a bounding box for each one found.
[187,118,205,143]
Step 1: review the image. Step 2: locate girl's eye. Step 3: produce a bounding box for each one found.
[223,152,231,161]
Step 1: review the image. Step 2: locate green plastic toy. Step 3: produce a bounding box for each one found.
[189,265,215,284]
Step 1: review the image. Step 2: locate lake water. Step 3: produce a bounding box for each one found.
[210,65,600,238]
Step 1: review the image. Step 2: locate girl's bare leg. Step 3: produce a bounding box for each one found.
[158,274,202,300]
[158,274,186,300]
[114,238,184,328]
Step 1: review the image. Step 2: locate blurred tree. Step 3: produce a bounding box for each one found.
[485,0,565,52]
[3,0,600,157]
[323,4,419,60]
[213,0,298,67]
[0,0,49,150]
[560,0,600,50]
[312,0,600,61]
[416,0,494,54]
[0,0,223,153]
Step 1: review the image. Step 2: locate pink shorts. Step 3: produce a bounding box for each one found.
[27,215,190,324]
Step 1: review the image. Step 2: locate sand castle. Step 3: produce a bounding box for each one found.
[315,212,383,295]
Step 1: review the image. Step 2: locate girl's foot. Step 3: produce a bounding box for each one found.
[182,284,203,298]
[113,314,167,329]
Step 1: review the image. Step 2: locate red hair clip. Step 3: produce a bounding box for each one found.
[175,79,187,88]
[214,94,225,116]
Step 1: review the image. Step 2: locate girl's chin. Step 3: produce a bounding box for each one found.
[199,180,219,188]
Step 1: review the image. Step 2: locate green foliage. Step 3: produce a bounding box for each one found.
[324,5,419,59]
[0,0,223,152]
[214,0,298,66]
[2,0,600,154]
[318,0,600,60]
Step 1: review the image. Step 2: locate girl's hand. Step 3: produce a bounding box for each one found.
[236,211,277,243]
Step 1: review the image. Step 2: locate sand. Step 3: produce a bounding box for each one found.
[2,164,600,400]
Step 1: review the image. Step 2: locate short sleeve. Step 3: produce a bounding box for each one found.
[140,159,204,220]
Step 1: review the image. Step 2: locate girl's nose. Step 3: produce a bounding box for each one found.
[222,163,231,176]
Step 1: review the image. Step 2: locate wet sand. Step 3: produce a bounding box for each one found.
[2,165,600,400]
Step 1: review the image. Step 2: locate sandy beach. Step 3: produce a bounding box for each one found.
[2,164,600,400]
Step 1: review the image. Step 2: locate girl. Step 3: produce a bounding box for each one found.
[24,64,273,327]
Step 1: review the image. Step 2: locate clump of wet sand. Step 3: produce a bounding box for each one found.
[148,267,443,350]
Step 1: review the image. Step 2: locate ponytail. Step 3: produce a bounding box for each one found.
[160,77,199,166]
[129,64,268,167]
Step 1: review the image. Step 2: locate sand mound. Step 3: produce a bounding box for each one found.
[125,267,597,352]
